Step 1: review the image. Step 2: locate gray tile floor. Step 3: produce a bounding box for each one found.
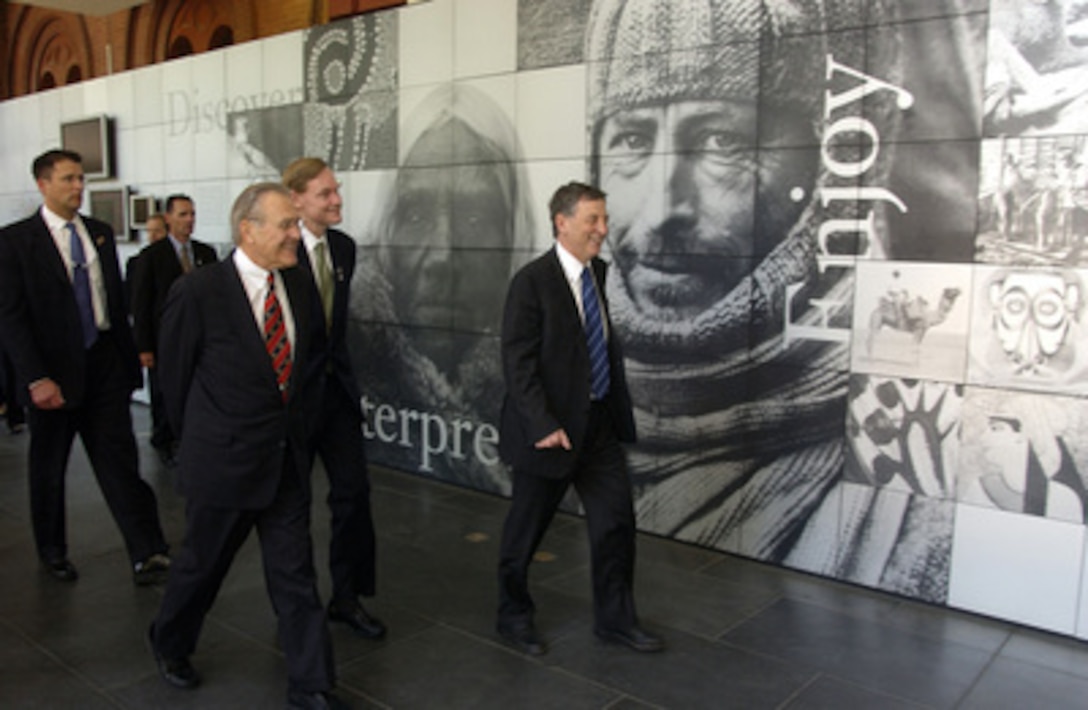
[3,406,1088,708]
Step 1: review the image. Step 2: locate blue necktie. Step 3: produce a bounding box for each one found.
[67,222,98,348]
[581,267,610,400]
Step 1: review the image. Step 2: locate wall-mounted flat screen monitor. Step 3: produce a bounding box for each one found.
[87,185,128,238]
[129,194,157,229]
[60,115,114,181]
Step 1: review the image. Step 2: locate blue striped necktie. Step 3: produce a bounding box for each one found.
[581,266,610,400]
[67,222,98,348]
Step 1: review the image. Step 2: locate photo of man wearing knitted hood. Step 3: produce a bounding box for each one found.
[350,83,536,493]
[584,0,981,600]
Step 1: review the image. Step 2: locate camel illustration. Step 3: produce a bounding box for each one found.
[866,287,962,356]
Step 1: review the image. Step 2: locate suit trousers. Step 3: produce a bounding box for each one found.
[152,453,334,693]
[498,401,637,631]
[27,331,166,564]
[0,346,25,430]
[310,378,376,601]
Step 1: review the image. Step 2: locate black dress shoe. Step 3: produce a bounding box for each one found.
[148,625,200,689]
[595,625,664,653]
[497,621,546,656]
[287,690,352,709]
[41,558,78,582]
[133,553,171,586]
[328,599,386,639]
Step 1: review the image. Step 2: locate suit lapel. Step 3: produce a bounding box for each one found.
[328,231,352,332]
[30,214,72,288]
[161,240,183,280]
[295,241,312,274]
[591,258,612,325]
[222,259,280,391]
[546,249,584,333]
[86,221,123,317]
[283,266,309,401]
[192,240,213,269]
[295,240,328,335]
[86,221,111,261]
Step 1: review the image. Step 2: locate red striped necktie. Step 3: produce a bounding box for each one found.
[263,273,292,400]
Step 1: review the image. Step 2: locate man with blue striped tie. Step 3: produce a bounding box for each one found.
[496,181,663,656]
[0,150,170,586]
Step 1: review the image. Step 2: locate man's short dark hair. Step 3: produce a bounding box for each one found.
[549,181,606,236]
[32,150,82,180]
[165,194,194,214]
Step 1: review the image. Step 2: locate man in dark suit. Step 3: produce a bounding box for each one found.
[496,182,662,656]
[283,157,385,639]
[130,195,217,466]
[0,149,170,585]
[124,211,167,309]
[149,182,347,710]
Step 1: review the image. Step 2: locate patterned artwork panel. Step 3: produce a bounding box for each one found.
[958,386,1088,524]
[788,481,954,604]
[302,14,398,171]
[846,374,963,499]
[967,265,1088,394]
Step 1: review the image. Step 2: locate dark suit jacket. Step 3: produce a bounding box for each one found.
[157,255,315,510]
[498,249,636,479]
[296,228,361,405]
[124,252,143,314]
[0,210,141,408]
[131,236,217,354]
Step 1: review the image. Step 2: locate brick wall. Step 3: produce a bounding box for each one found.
[2,0,343,99]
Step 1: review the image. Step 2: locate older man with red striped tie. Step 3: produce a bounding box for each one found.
[148,182,349,709]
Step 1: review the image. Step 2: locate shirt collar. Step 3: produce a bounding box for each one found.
[299,221,327,254]
[40,205,83,233]
[232,245,269,282]
[167,233,190,252]
[555,242,587,284]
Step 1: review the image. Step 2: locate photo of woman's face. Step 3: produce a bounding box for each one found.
[387,120,515,346]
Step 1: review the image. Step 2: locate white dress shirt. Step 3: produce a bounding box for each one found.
[232,248,296,351]
[555,242,608,340]
[299,222,333,291]
[40,205,110,330]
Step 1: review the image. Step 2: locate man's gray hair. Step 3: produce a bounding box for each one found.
[230,182,291,245]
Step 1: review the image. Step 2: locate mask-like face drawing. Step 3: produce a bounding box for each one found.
[989,272,1080,374]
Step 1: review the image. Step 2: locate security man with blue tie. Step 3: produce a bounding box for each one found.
[0,149,171,586]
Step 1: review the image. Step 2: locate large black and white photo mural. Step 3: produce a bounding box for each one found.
[579,0,984,602]
[6,0,1088,637]
[299,0,1088,632]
